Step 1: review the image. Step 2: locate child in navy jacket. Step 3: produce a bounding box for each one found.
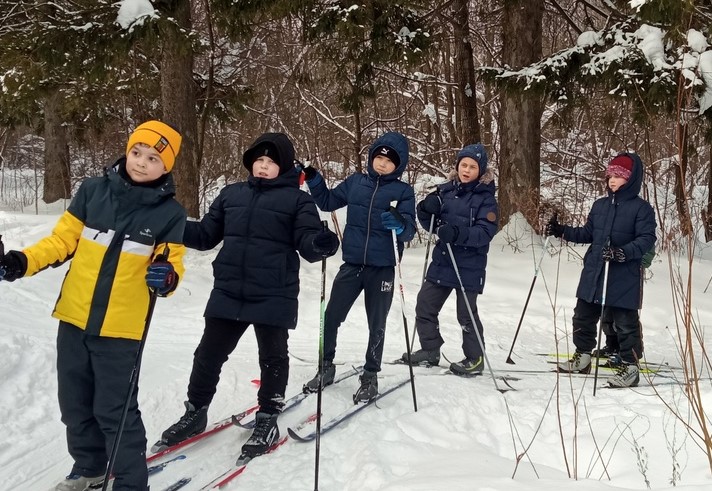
[547,153,656,388]
[301,131,416,402]
[401,144,498,376]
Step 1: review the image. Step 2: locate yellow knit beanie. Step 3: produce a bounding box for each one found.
[125,120,182,171]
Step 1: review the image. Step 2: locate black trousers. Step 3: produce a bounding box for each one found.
[414,280,484,360]
[187,317,289,414]
[572,299,641,364]
[57,322,148,490]
[323,263,395,372]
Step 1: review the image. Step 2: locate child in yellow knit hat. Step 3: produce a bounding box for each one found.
[0,120,187,491]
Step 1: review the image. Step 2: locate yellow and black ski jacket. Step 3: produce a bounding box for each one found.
[22,159,187,340]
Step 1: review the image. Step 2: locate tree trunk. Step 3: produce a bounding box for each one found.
[160,0,199,217]
[705,151,712,242]
[675,121,692,237]
[498,0,544,229]
[43,92,71,203]
[451,0,480,145]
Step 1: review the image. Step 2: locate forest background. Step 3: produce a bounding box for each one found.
[0,0,710,248]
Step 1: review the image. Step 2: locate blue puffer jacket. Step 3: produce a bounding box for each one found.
[562,152,656,310]
[421,167,499,293]
[306,132,416,267]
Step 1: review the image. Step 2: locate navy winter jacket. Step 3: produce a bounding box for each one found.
[562,152,656,310]
[184,167,328,328]
[306,132,416,267]
[421,168,499,293]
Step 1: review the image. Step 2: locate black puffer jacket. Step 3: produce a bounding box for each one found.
[185,138,330,328]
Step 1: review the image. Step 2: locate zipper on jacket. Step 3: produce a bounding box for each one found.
[363,178,380,265]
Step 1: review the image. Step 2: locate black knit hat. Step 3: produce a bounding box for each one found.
[242,133,295,176]
[373,145,400,167]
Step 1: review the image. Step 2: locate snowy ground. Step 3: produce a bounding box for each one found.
[1,209,711,491]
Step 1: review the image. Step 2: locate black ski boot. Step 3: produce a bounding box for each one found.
[240,412,280,460]
[450,356,484,376]
[161,401,209,446]
[353,370,378,403]
[401,349,440,367]
[591,345,617,358]
[302,361,336,393]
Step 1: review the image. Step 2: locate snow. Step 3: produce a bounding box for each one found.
[577,31,602,48]
[698,51,712,114]
[1,208,712,490]
[687,30,709,54]
[116,0,156,30]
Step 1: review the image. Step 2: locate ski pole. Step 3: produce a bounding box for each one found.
[445,243,507,392]
[411,214,435,350]
[389,204,418,412]
[505,236,551,364]
[103,246,169,490]
[314,221,329,491]
[592,257,611,397]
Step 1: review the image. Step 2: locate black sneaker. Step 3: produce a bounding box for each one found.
[450,357,484,376]
[161,401,209,446]
[599,353,622,368]
[592,345,617,358]
[401,349,440,367]
[241,412,279,458]
[302,361,336,393]
[353,371,378,403]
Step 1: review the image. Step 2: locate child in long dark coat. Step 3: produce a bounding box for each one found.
[401,144,498,376]
[158,133,339,460]
[547,153,656,387]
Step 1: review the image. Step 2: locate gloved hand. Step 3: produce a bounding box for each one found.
[418,193,442,216]
[302,165,318,182]
[437,224,467,244]
[312,229,340,256]
[602,246,626,262]
[146,260,178,296]
[381,208,407,235]
[0,250,27,282]
[545,214,565,238]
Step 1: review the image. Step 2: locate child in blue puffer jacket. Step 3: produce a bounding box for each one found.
[300,131,416,402]
[401,143,499,376]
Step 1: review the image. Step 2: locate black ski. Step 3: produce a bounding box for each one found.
[287,378,410,442]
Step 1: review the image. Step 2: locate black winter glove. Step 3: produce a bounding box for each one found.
[312,229,340,256]
[302,165,318,182]
[0,250,27,282]
[418,193,442,217]
[545,214,565,238]
[437,224,467,244]
[602,246,626,263]
[146,260,178,296]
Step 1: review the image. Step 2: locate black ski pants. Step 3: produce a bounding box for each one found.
[187,317,289,415]
[323,263,395,373]
[57,322,148,491]
[572,299,641,364]
[414,280,484,361]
